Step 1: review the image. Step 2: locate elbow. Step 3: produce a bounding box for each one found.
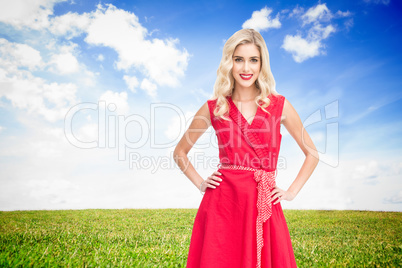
[311,151,319,166]
[173,146,187,165]
[173,145,179,157]
[173,147,180,164]
[173,145,185,157]
[314,154,319,166]
[305,148,319,166]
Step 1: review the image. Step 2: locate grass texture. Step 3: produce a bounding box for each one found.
[0,209,400,267]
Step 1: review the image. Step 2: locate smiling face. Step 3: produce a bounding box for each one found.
[232,43,261,91]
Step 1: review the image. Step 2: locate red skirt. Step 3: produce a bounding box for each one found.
[186,168,297,268]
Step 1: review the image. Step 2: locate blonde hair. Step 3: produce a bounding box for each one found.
[211,28,278,120]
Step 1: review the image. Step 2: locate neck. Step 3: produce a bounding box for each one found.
[232,84,260,101]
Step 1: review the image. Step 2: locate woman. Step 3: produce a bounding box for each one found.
[173,29,319,268]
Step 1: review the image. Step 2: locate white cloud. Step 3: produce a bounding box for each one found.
[46,42,96,86]
[0,2,190,127]
[0,3,189,95]
[140,78,157,98]
[289,6,304,17]
[0,72,78,122]
[13,44,43,70]
[99,90,129,115]
[0,126,4,133]
[75,123,98,144]
[0,39,43,71]
[0,39,78,122]
[301,3,332,25]
[0,0,66,30]
[84,4,189,89]
[344,18,354,31]
[81,70,97,87]
[282,35,321,63]
[49,48,80,74]
[335,10,352,17]
[97,54,104,61]
[123,75,139,93]
[242,7,281,32]
[281,3,343,63]
[308,24,336,40]
[49,11,91,39]
[0,37,94,92]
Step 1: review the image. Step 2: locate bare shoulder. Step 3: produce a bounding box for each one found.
[198,101,210,119]
[281,98,297,124]
[191,101,211,128]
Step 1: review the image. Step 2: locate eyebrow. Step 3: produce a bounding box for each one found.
[233,56,260,59]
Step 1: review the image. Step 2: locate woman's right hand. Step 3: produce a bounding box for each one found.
[200,171,223,192]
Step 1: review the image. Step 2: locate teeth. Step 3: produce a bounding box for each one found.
[241,74,252,77]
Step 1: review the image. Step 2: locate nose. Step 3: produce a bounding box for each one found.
[243,61,250,72]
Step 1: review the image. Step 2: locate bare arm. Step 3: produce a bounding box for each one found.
[271,98,319,204]
[173,101,220,191]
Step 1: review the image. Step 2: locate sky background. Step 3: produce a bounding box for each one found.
[0,0,401,211]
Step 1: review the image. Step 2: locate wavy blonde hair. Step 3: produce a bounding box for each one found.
[211,28,278,120]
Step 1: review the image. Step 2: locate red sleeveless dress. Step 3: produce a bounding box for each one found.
[186,94,297,268]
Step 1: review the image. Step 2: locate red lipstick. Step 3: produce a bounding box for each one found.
[240,74,253,80]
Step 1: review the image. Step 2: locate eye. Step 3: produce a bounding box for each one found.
[234,58,243,62]
[251,59,259,63]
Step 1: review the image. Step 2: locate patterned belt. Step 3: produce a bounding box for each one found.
[217,163,277,268]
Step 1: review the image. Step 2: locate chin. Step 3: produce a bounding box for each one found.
[236,80,257,89]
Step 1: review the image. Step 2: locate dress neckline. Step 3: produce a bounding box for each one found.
[227,96,261,127]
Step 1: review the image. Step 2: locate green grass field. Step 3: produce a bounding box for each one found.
[0,209,400,267]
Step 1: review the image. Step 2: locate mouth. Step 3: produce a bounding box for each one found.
[240,74,253,80]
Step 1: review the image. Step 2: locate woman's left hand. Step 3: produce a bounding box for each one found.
[270,186,296,205]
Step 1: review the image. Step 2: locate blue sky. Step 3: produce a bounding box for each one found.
[0,0,401,211]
